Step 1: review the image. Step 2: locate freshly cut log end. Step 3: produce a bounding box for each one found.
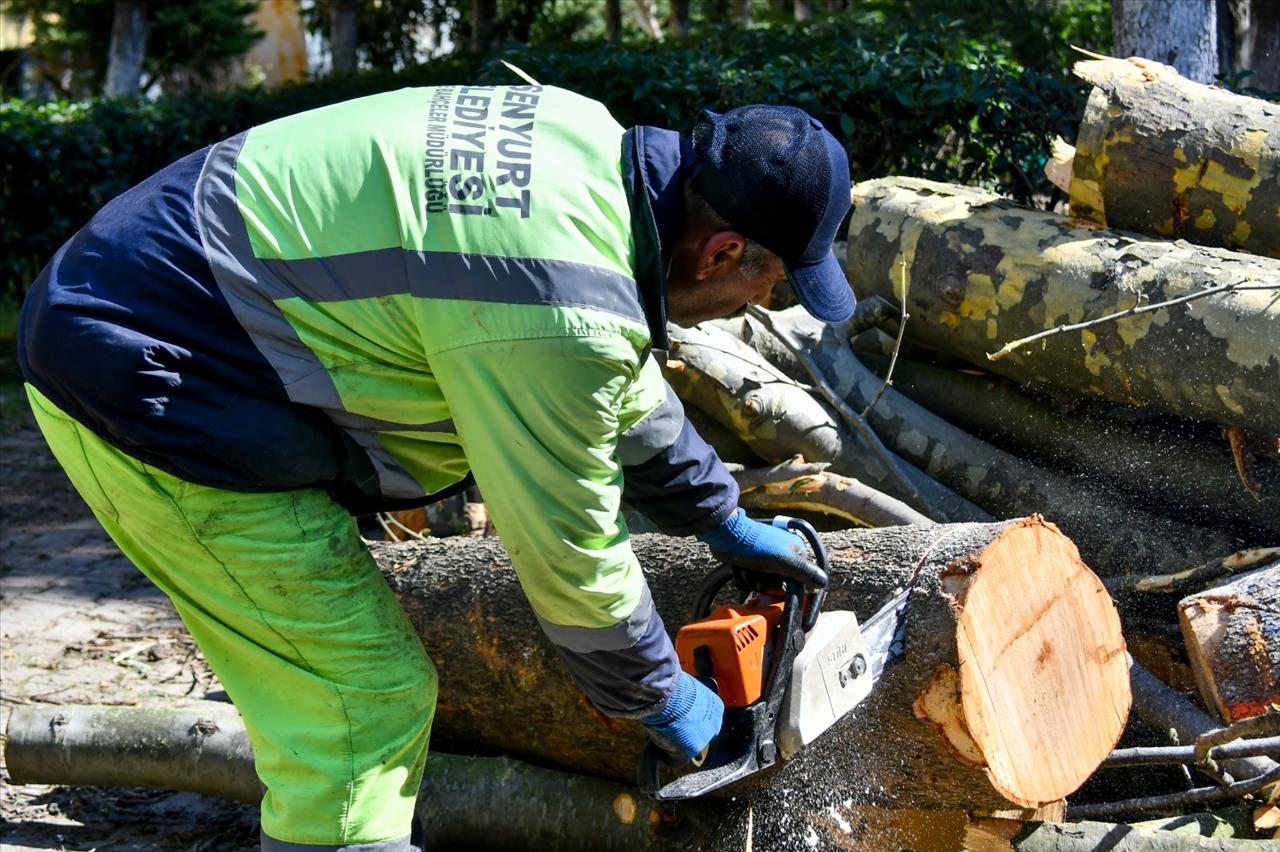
[949,518,1130,807]
[1179,564,1280,723]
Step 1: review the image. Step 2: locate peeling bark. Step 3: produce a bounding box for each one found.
[1069,57,1280,258]
[846,177,1280,433]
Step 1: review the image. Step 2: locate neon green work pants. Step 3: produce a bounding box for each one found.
[27,385,437,850]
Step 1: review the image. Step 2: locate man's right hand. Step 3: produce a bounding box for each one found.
[640,671,724,764]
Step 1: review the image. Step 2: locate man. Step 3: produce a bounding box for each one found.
[18,84,853,850]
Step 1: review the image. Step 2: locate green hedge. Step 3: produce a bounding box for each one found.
[0,21,1082,296]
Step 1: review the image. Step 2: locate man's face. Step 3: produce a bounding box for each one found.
[666,234,786,327]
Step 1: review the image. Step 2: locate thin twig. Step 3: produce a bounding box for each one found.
[743,305,932,515]
[1067,764,1280,820]
[987,282,1279,362]
[860,261,910,418]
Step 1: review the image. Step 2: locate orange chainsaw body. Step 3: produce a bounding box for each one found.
[675,596,784,708]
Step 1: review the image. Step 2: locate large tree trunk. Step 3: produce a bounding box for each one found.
[857,353,1280,540]
[1180,564,1280,724]
[1232,0,1280,92]
[103,0,148,96]
[1111,0,1219,83]
[329,0,358,73]
[471,0,498,51]
[662,323,989,523]
[846,177,1280,434]
[1068,57,1280,258]
[376,518,1130,815]
[719,309,1244,581]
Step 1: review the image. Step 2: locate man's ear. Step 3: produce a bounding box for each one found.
[695,231,746,281]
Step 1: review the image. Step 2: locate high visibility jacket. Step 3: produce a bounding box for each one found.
[19,85,738,717]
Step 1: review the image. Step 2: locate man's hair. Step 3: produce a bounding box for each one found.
[682,181,778,279]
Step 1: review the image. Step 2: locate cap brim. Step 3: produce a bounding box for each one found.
[785,250,855,323]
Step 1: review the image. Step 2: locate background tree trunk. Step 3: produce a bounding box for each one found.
[668,0,692,38]
[103,0,147,96]
[329,0,358,73]
[605,0,622,41]
[631,0,665,40]
[735,0,753,28]
[794,0,814,22]
[1068,57,1280,258]
[373,519,1130,816]
[1224,0,1280,92]
[846,177,1280,434]
[1111,0,1219,83]
[471,0,498,51]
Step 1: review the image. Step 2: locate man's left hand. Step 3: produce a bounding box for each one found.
[696,509,827,588]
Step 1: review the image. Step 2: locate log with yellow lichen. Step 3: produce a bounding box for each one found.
[1066,57,1280,259]
[845,177,1280,435]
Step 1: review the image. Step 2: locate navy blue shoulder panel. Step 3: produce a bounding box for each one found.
[17,148,354,497]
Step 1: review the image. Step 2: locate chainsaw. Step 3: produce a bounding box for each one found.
[638,516,914,801]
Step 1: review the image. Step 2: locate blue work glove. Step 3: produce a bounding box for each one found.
[697,510,828,589]
[641,671,725,764]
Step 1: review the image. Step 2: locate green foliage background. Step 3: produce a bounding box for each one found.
[0,14,1093,297]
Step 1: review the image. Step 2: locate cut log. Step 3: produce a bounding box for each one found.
[716,308,1243,580]
[1068,57,1280,259]
[1180,564,1280,724]
[845,177,1280,434]
[376,517,1129,814]
[1,703,706,852]
[662,322,988,523]
[857,353,1280,539]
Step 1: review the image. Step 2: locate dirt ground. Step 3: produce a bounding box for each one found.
[0,382,260,850]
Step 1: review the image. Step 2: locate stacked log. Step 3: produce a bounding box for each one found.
[1065,57,1280,258]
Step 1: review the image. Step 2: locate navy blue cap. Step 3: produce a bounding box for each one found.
[690,105,854,323]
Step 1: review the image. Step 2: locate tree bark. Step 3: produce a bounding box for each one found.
[103,0,148,96]
[794,0,814,23]
[1111,0,1219,83]
[605,0,623,41]
[735,0,753,28]
[1008,818,1270,850]
[718,309,1244,581]
[846,177,1280,434]
[1232,0,1280,92]
[662,322,989,523]
[1068,57,1280,258]
[631,0,665,40]
[1180,564,1280,724]
[1128,660,1278,784]
[731,456,934,528]
[668,0,692,38]
[471,0,498,51]
[329,0,358,73]
[3,704,706,852]
[376,518,1129,815]
[857,353,1280,539]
